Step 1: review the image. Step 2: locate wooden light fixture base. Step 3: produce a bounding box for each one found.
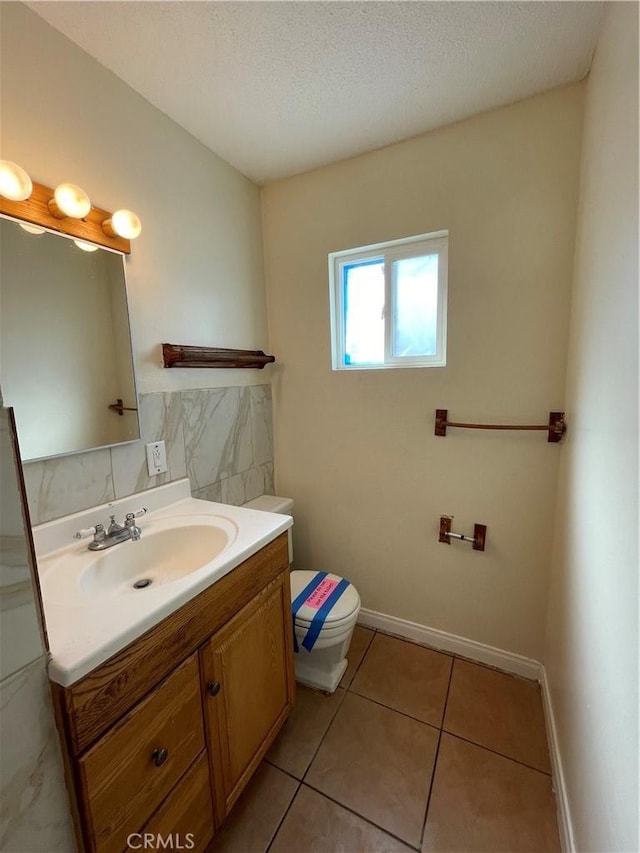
[1,181,131,254]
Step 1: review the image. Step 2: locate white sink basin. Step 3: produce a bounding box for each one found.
[33,481,293,687]
[41,513,238,605]
[78,520,236,598]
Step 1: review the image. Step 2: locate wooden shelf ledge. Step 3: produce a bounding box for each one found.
[162,344,275,369]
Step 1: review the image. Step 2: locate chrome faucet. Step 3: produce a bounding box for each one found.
[74,508,148,550]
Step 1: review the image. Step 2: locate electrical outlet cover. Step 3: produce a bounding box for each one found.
[146,441,168,476]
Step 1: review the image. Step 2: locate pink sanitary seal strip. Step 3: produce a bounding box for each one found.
[304,577,340,609]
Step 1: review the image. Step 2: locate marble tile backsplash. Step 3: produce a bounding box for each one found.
[23,385,274,525]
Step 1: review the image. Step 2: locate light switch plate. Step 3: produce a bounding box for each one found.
[146,441,168,476]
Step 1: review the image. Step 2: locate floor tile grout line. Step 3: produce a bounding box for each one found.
[369,626,539,685]
[299,686,350,784]
[343,626,377,692]
[292,631,429,849]
[365,626,455,661]
[441,729,553,777]
[418,729,442,850]
[301,780,422,852]
[440,657,552,775]
[346,686,444,734]
[438,652,456,731]
[264,632,380,849]
[268,629,376,787]
[263,756,304,784]
[452,651,540,683]
[264,778,302,853]
[419,655,455,848]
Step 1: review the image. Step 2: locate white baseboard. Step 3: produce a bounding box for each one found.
[540,667,575,853]
[357,607,574,851]
[358,607,542,680]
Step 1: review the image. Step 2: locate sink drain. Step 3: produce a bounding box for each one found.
[133,578,152,589]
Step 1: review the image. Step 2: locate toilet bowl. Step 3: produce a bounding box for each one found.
[243,496,361,693]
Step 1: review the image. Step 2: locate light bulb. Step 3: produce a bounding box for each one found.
[19,223,46,235]
[73,239,99,253]
[48,183,91,219]
[102,209,141,240]
[0,161,32,201]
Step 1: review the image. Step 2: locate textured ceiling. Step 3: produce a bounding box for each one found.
[27,1,603,184]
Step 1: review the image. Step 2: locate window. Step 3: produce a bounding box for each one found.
[329,231,448,370]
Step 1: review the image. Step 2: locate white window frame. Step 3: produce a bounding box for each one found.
[329,230,448,370]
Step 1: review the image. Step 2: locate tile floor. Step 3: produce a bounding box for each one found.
[212,627,561,853]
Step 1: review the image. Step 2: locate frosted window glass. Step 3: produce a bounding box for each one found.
[392,254,438,357]
[343,259,385,364]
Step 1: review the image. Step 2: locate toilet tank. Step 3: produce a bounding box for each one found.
[243,495,294,563]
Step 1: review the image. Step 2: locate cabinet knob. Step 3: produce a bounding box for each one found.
[152,747,169,767]
[208,681,221,697]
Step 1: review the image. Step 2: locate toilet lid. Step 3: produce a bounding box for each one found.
[290,570,360,626]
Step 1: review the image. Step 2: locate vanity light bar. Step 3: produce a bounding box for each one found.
[0,162,141,254]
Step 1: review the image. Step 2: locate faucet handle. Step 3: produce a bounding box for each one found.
[74,523,106,543]
[129,508,148,519]
[124,510,146,542]
[124,507,149,530]
[74,526,98,540]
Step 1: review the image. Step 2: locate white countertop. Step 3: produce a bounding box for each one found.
[33,480,291,687]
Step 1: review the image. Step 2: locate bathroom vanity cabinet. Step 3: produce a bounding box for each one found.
[50,533,294,853]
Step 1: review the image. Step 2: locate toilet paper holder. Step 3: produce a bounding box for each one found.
[439,516,487,552]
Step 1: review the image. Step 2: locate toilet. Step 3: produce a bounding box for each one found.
[243,495,360,693]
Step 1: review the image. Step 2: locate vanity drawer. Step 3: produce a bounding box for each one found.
[126,753,214,853]
[78,654,204,853]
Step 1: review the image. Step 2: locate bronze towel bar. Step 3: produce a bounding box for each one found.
[434,409,566,442]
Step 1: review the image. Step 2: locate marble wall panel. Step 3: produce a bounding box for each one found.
[0,658,75,852]
[23,449,114,525]
[182,387,253,491]
[23,385,274,525]
[250,385,274,466]
[111,392,185,498]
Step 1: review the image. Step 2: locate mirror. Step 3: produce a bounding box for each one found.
[0,216,140,460]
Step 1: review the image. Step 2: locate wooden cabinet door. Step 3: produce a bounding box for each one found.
[200,571,295,821]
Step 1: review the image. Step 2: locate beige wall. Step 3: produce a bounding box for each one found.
[545,4,639,851]
[263,84,584,661]
[1,2,269,396]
